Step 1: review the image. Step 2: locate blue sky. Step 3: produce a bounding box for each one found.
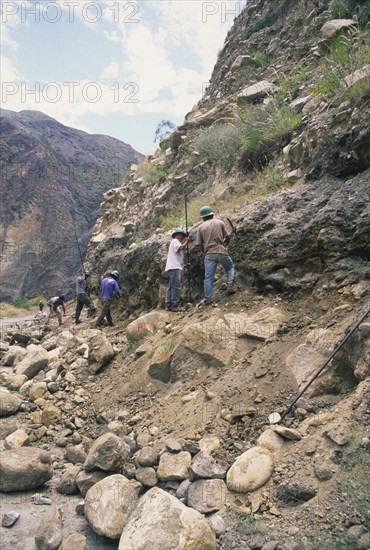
[1,0,246,154]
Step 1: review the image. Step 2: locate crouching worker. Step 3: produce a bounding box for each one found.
[75,270,96,324]
[46,294,66,326]
[95,270,121,328]
[165,227,189,312]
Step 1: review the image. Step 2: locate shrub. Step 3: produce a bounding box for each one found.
[336,434,370,542]
[194,123,242,174]
[234,52,272,89]
[312,29,370,100]
[358,3,370,29]
[253,162,291,195]
[159,137,170,152]
[244,12,277,39]
[264,105,302,142]
[193,102,301,174]
[330,0,350,19]
[29,295,46,307]
[159,213,184,231]
[278,65,309,100]
[240,103,302,148]
[12,296,30,310]
[137,160,168,186]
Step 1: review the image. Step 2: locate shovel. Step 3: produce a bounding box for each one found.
[269,304,370,425]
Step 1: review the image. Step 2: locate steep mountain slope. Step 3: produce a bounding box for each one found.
[86,0,370,316]
[0,110,144,301]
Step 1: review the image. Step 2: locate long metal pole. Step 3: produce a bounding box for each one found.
[279,305,370,422]
[184,189,192,302]
[74,228,85,273]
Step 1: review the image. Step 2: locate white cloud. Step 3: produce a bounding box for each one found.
[0,55,21,83]
[0,0,246,150]
[100,60,120,80]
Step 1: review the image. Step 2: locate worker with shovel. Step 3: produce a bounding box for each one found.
[196,206,236,305]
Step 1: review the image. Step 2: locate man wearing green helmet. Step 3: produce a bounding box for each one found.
[196,206,236,305]
[164,227,190,312]
[95,270,121,328]
[75,270,96,324]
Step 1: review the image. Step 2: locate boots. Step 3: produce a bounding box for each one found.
[226,282,236,294]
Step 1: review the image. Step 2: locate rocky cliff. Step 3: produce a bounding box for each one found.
[86,0,370,315]
[0,110,144,301]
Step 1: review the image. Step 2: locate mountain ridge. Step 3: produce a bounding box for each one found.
[0,109,144,301]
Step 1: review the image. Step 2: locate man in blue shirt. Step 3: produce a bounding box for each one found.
[95,271,121,328]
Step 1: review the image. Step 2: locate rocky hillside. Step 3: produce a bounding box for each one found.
[85,0,370,315]
[0,110,144,302]
[0,1,369,549]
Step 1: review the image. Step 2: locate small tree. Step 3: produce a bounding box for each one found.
[154,120,176,143]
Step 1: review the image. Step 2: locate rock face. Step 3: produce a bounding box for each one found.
[0,447,53,492]
[0,109,144,301]
[118,487,216,550]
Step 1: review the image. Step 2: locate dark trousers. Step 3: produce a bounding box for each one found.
[75,293,96,321]
[95,299,113,327]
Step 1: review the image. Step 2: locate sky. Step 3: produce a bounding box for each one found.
[1,0,247,154]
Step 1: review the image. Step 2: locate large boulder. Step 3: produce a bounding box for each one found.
[222,308,287,341]
[35,506,63,550]
[188,479,228,514]
[1,345,27,366]
[118,487,216,549]
[85,330,115,374]
[126,311,170,343]
[238,80,279,103]
[0,388,21,417]
[58,533,87,550]
[0,417,18,439]
[56,464,83,495]
[85,474,141,539]
[84,432,131,472]
[189,452,226,480]
[0,447,53,492]
[286,328,339,393]
[320,19,355,39]
[14,344,49,379]
[4,428,29,449]
[76,469,109,496]
[157,451,191,481]
[226,447,274,493]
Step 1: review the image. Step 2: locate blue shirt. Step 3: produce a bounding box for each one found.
[100,277,121,300]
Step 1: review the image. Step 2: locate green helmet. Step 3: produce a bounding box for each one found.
[200,206,214,217]
[171,227,187,238]
[84,270,91,277]
[111,270,120,278]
